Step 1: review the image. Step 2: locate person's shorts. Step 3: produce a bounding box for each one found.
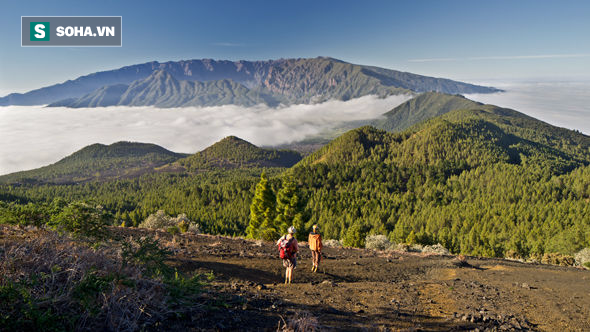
[283,257,297,268]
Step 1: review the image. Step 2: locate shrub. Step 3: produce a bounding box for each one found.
[324,239,342,248]
[187,222,201,234]
[541,252,575,266]
[0,228,183,331]
[138,210,176,229]
[139,211,199,234]
[505,249,523,260]
[574,248,590,267]
[388,243,410,252]
[365,235,390,250]
[167,226,180,236]
[121,236,173,278]
[410,244,424,252]
[584,262,590,269]
[279,311,320,332]
[421,244,451,255]
[49,202,112,240]
[177,220,189,233]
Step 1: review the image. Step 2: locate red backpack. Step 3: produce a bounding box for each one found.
[279,237,294,259]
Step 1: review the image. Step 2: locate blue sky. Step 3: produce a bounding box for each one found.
[1,0,590,95]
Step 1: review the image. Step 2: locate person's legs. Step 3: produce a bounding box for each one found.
[316,251,321,269]
[312,251,320,272]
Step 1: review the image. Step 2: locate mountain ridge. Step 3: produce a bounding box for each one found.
[1,57,501,106]
[50,70,277,108]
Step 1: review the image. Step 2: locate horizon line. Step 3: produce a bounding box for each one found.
[408,53,590,63]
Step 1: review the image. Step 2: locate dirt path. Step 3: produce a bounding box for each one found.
[119,230,588,331]
[3,225,589,331]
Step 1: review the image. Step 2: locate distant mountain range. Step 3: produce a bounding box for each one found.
[0,57,501,107]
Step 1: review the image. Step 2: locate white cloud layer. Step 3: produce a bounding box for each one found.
[2,81,589,176]
[0,95,410,175]
[464,81,590,136]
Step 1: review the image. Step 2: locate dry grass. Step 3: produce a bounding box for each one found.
[278,311,320,332]
[0,226,204,331]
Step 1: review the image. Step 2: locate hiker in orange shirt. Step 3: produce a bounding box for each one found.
[308,224,322,272]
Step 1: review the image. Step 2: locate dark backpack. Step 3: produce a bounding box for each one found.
[279,237,294,259]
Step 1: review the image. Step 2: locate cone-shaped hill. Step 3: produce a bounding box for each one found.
[372,92,484,133]
[0,142,186,184]
[178,136,302,171]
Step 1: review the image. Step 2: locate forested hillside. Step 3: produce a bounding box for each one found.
[0,142,186,184]
[289,106,590,257]
[372,92,483,132]
[177,136,302,171]
[1,96,589,260]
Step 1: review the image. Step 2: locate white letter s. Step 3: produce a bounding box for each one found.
[34,24,45,39]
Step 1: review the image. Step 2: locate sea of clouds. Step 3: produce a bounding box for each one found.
[2,81,589,176]
[464,80,590,135]
[0,95,410,175]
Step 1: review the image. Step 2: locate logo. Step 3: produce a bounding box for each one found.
[22,17,121,47]
[30,22,50,41]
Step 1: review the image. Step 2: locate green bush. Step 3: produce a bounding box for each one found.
[167,226,180,236]
[72,271,116,314]
[49,202,112,240]
[0,278,65,331]
[177,220,189,233]
[121,236,172,278]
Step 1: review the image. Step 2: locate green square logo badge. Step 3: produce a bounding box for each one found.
[30,22,50,41]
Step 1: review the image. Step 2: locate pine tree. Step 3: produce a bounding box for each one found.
[275,176,305,238]
[246,172,276,239]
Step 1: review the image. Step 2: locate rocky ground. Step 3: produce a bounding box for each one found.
[3,226,589,331]
[115,228,589,331]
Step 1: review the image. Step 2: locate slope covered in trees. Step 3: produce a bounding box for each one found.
[0,142,186,184]
[177,136,302,171]
[372,92,483,132]
[289,105,590,256]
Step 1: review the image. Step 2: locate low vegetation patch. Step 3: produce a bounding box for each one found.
[0,226,207,331]
[574,248,590,268]
[139,210,200,234]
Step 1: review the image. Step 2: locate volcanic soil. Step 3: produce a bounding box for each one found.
[118,228,590,331]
